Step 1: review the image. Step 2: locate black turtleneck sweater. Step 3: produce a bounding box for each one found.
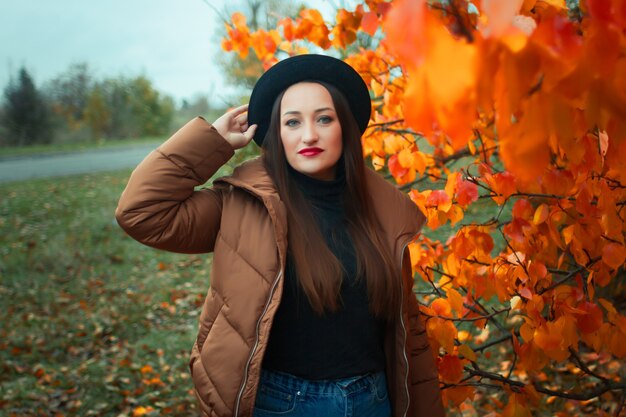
[262,167,387,380]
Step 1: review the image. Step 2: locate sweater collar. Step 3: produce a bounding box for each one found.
[287,163,346,204]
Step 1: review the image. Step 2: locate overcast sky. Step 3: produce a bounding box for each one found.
[0,0,337,106]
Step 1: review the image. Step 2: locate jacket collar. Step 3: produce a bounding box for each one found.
[216,157,426,249]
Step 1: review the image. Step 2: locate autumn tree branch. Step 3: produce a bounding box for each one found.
[471,333,513,352]
[466,365,626,401]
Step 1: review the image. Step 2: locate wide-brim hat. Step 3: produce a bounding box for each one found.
[248,54,371,146]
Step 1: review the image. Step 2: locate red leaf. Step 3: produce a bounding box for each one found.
[576,302,604,334]
[512,199,534,219]
[426,190,452,212]
[456,176,479,207]
[519,287,533,300]
[438,354,464,384]
[361,11,379,36]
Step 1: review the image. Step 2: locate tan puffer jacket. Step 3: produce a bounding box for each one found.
[115,117,445,417]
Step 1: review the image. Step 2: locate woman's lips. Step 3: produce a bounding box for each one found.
[298,147,323,156]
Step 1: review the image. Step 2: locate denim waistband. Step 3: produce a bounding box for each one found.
[259,368,385,397]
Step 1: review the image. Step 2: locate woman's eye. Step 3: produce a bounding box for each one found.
[318,116,333,124]
[285,119,300,127]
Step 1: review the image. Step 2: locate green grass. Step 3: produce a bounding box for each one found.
[0,136,163,159]
[0,169,211,416]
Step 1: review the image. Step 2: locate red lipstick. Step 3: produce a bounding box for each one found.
[298,147,323,156]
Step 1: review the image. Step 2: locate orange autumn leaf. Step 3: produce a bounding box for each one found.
[133,406,155,417]
[431,298,452,317]
[279,18,295,41]
[382,0,427,66]
[250,30,281,62]
[296,9,331,49]
[533,316,578,361]
[386,0,477,146]
[488,171,517,205]
[231,12,246,27]
[443,385,475,407]
[447,288,465,315]
[396,146,427,175]
[224,12,251,58]
[331,7,363,49]
[428,317,458,352]
[388,153,415,185]
[438,354,464,383]
[503,393,532,417]
[143,376,166,386]
[602,242,626,270]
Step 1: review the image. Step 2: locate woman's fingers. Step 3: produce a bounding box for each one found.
[244,124,258,141]
[229,104,249,119]
[233,108,250,130]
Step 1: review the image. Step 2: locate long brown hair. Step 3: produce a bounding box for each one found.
[262,81,400,319]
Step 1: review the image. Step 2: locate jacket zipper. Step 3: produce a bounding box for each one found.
[399,238,416,417]
[233,268,283,416]
[217,178,286,416]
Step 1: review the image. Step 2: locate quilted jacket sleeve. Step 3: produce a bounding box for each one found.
[403,250,446,416]
[115,117,235,254]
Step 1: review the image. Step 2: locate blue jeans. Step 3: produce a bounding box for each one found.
[253,369,392,417]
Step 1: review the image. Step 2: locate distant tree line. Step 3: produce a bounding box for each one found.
[0,63,211,147]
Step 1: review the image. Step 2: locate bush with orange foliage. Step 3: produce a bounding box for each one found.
[221,1,626,415]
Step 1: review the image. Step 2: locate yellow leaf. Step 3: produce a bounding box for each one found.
[412,151,427,174]
[458,344,477,362]
[562,224,575,244]
[532,203,549,225]
[133,406,155,417]
[448,205,465,225]
[447,288,464,314]
[445,172,459,197]
[537,0,567,9]
[397,147,414,168]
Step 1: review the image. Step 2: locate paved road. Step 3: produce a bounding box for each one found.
[0,144,158,183]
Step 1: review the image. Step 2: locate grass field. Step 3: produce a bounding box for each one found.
[1,169,209,416]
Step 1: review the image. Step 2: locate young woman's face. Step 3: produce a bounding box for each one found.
[279,82,343,181]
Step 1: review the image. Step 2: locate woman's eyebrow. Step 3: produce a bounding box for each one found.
[282,107,335,116]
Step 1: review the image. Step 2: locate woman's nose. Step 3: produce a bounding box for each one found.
[302,122,319,144]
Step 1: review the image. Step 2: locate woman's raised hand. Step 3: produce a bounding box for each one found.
[212,104,258,150]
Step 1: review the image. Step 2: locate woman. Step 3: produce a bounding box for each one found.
[116,54,444,417]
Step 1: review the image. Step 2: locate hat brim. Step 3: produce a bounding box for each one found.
[248,54,371,146]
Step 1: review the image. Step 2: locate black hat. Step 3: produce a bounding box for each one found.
[248,54,371,146]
